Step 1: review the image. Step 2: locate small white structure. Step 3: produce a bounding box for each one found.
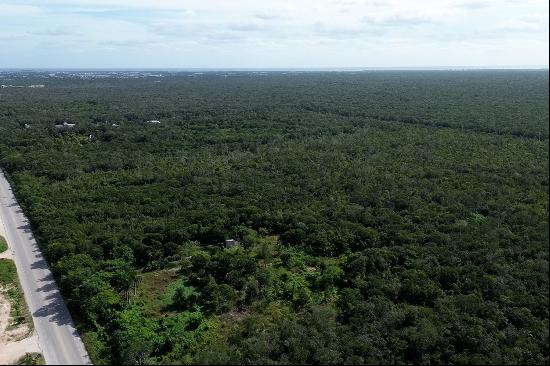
[29,84,45,88]
[24,124,31,129]
[146,120,161,124]
[225,239,238,249]
[55,122,76,129]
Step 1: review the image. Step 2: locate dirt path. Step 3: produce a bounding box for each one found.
[0,289,40,364]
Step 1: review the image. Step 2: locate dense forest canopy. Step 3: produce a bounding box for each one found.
[0,70,548,364]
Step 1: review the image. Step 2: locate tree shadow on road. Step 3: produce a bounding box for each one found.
[32,272,76,328]
[30,258,49,270]
[35,281,58,293]
[32,299,73,327]
[17,224,32,234]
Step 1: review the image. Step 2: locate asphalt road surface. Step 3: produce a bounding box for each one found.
[0,170,91,365]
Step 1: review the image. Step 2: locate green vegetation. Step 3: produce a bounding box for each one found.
[0,259,32,330]
[0,235,7,253]
[0,70,548,364]
[17,353,45,365]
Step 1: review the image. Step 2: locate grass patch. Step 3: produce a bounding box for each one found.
[0,258,32,330]
[136,268,180,317]
[16,353,45,365]
[161,278,199,311]
[160,277,187,306]
[0,235,7,253]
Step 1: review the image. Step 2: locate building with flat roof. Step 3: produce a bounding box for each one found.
[225,239,237,248]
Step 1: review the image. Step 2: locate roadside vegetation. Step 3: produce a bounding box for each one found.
[0,258,32,331]
[0,70,548,364]
[0,235,7,253]
[17,353,45,365]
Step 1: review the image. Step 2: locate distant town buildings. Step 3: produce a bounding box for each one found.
[55,122,76,129]
[1,84,45,88]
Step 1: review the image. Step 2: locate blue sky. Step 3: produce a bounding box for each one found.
[0,0,548,68]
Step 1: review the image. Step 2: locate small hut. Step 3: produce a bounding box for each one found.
[225,239,237,249]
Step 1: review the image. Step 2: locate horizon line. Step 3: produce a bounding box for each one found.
[1,65,548,72]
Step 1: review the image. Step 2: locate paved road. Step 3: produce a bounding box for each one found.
[0,170,91,365]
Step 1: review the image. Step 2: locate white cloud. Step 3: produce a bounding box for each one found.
[361,15,435,27]
[0,3,42,15]
[0,0,548,67]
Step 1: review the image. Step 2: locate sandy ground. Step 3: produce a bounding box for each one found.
[0,214,41,364]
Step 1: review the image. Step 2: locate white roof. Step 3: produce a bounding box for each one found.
[55,122,75,128]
